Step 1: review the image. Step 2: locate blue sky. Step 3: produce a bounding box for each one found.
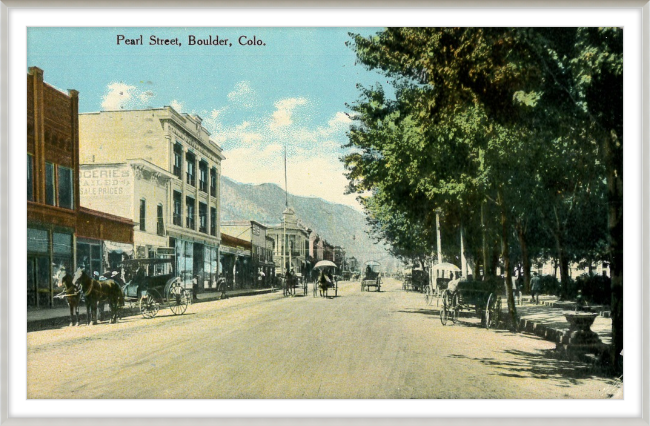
[27,27,391,210]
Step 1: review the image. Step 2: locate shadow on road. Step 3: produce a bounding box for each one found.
[448,348,613,384]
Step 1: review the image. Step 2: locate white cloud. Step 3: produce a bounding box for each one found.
[269,97,307,131]
[170,99,184,113]
[227,81,258,108]
[328,111,352,128]
[222,146,361,211]
[101,82,137,110]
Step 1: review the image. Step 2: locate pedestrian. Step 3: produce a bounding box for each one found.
[192,274,199,301]
[530,272,542,304]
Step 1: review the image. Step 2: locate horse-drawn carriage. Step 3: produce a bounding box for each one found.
[313,260,338,297]
[121,258,191,318]
[439,279,502,328]
[423,262,462,305]
[282,272,307,297]
[361,261,381,292]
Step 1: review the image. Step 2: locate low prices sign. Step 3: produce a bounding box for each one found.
[80,168,131,196]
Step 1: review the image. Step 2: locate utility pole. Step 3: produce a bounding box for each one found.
[436,209,442,264]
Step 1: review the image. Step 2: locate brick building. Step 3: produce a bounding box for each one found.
[27,67,134,308]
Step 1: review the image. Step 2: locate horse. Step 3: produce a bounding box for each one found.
[53,266,81,327]
[318,271,330,297]
[283,273,295,297]
[72,267,124,325]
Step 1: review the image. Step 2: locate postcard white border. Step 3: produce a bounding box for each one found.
[2,1,647,424]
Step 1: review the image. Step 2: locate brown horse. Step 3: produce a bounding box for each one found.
[72,268,124,325]
[53,266,81,327]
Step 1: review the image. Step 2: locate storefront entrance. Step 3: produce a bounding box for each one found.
[27,255,50,308]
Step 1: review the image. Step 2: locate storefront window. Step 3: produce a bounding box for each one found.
[57,166,74,209]
[27,228,49,253]
[176,239,194,286]
[45,162,55,206]
[77,240,102,276]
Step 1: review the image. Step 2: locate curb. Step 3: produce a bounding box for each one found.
[27,288,277,332]
[516,316,611,367]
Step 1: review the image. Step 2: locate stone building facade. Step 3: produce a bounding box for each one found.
[79,107,225,289]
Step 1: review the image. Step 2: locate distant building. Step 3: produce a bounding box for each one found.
[220,233,251,290]
[267,208,309,277]
[221,220,275,288]
[27,67,134,308]
[79,107,225,290]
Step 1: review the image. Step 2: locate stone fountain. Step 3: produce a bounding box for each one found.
[557,291,603,356]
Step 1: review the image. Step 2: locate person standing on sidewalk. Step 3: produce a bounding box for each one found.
[530,272,541,304]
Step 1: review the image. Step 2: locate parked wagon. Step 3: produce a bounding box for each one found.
[121,258,191,319]
[439,279,502,328]
[361,261,381,292]
[423,262,462,305]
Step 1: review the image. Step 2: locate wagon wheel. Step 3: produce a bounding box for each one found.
[168,283,189,315]
[485,293,502,329]
[423,285,432,305]
[451,292,460,324]
[139,289,161,319]
[440,290,451,326]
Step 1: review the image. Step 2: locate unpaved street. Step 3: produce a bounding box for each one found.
[28,279,615,399]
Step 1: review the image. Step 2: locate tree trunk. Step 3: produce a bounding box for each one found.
[516,221,531,294]
[556,239,570,300]
[498,188,517,331]
[481,201,488,280]
[604,130,623,373]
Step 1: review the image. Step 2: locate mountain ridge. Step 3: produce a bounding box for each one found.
[220,175,389,266]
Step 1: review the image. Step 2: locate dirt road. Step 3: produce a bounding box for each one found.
[27,278,615,399]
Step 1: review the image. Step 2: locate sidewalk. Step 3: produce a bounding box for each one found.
[27,286,278,332]
[509,295,612,365]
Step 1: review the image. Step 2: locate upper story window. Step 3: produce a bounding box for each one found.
[210,207,216,236]
[173,191,182,226]
[210,167,217,197]
[186,196,195,229]
[199,161,208,193]
[199,202,207,234]
[57,166,73,210]
[45,162,55,206]
[186,152,195,186]
[157,204,164,236]
[139,199,146,231]
[27,154,34,201]
[173,143,183,178]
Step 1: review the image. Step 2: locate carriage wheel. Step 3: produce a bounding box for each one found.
[440,305,449,326]
[423,285,432,305]
[485,293,502,329]
[440,290,450,325]
[169,285,189,316]
[139,289,160,319]
[451,293,460,324]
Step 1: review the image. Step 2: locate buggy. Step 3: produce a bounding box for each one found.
[121,258,191,319]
